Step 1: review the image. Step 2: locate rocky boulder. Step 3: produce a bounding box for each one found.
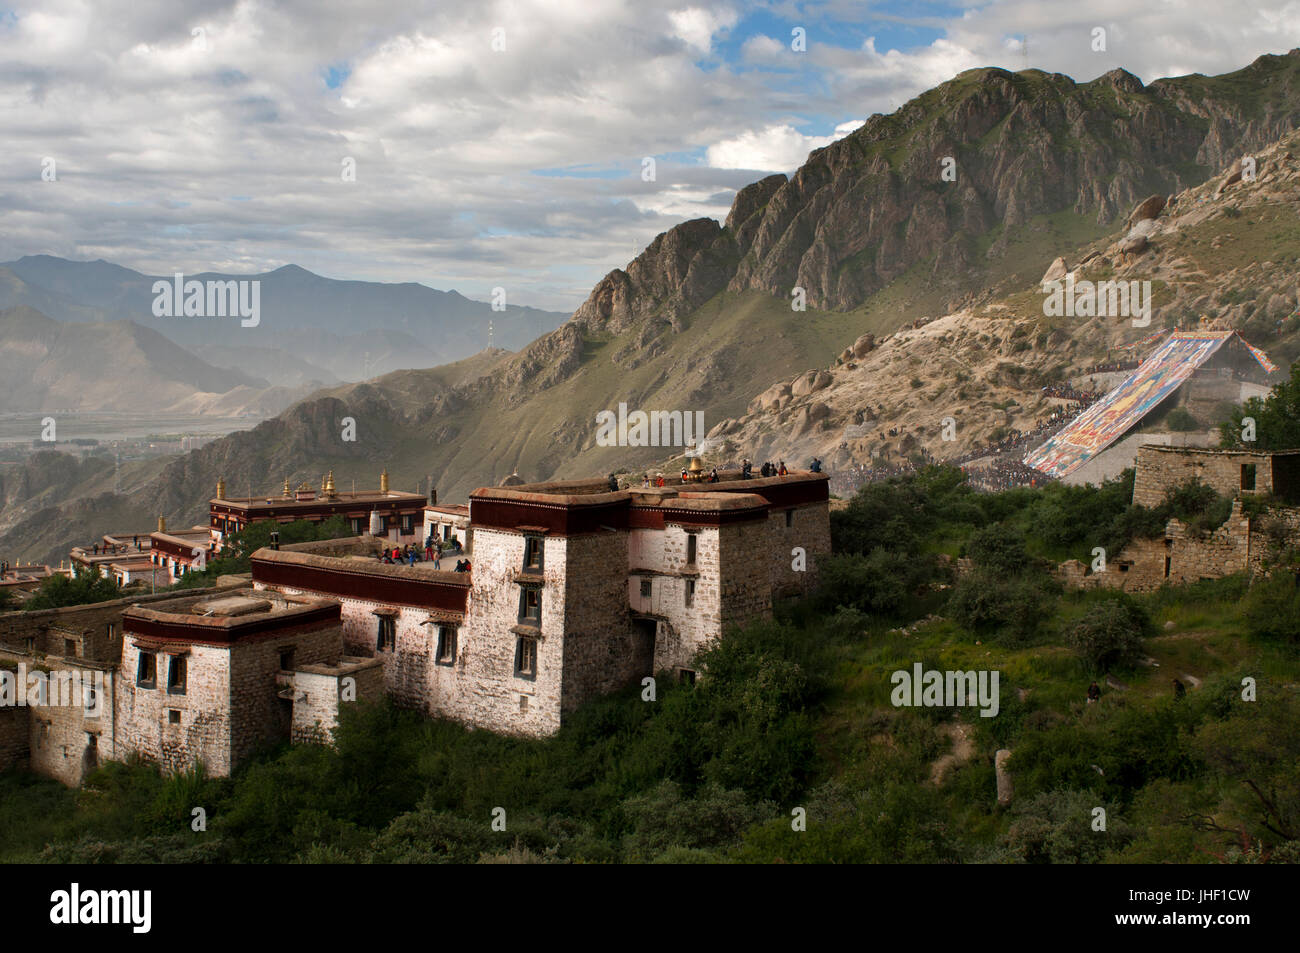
[1126,194,1166,227]
[791,369,832,398]
[1041,256,1068,283]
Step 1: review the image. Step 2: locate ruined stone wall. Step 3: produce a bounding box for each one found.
[1132,447,1278,507]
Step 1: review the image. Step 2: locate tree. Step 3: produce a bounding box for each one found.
[1065,593,1153,671]
[23,565,123,611]
[1220,360,1300,452]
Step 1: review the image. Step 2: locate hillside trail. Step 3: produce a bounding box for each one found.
[929,721,974,785]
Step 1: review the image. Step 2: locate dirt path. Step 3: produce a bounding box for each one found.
[930,722,975,785]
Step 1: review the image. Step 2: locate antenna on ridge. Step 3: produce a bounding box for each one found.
[488,319,494,350]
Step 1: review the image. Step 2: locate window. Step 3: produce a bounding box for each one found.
[377,617,396,652]
[137,652,157,689]
[279,648,295,671]
[640,579,652,598]
[22,637,35,653]
[519,695,529,712]
[436,626,457,665]
[1164,556,1172,578]
[167,709,181,725]
[685,578,695,608]
[785,508,794,528]
[679,668,696,685]
[106,623,116,640]
[1241,463,1257,491]
[352,517,365,535]
[167,656,186,694]
[515,636,538,680]
[686,533,697,566]
[518,586,542,624]
[523,535,544,571]
[64,639,76,657]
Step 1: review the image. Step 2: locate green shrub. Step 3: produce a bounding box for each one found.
[948,572,1057,645]
[1243,571,1300,643]
[1065,592,1153,671]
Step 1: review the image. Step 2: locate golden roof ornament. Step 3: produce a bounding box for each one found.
[687,449,704,477]
[324,470,336,497]
[380,468,390,494]
[283,477,291,497]
[215,477,226,500]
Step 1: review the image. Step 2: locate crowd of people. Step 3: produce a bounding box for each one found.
[378,537,469,572]
[961,458,1046,493]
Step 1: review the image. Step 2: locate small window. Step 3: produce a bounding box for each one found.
[679,668,696,685]
[685,578,695,608]
[436,626,457,665]
[22,637,34,653]
[279,648,295,671]
[523,535,544,571]
[137,652,157,688]
[1164,556,1172,578]
[64,639,77,657]
[640,579,652,598]
[106,623,117,640]
[377,617,396,652]
[1241,463,1257,491]
[167,655,187,695]
[519,586,542,624]
[167,709,181,725]
[519,694,529,712]
[515,637,538,680]
[785,508,794,528]
[686,533,697,566]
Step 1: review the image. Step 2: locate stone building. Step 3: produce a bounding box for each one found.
[252,471,830,739]
[1,470,829,781]
[209,470,427,550]
[1059,446,1300,592]
[1131,446,1300,507]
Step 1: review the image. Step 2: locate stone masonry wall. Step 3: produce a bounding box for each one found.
[560,528,644,714]
[1132,447,1278,507]
[290,658,385,744]
[630,525,722,673]
[441,527,563,737]
[0,704,28,772]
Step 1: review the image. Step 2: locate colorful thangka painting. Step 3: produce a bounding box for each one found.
[1024,331,1259,479]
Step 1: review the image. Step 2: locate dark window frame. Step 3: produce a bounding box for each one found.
[166,655,187,695]
[685,578,696,608]
[377,616,396,652]
[639,578,652,598]
[137,651,157,689]
[518,585,542,624]
[514,636,538,681]
[686,533,697,566]
[523,534,544,572]
[436,626,458,666]
[1241,463,1257,491]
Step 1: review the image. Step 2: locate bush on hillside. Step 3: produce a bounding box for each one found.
[1065,593,1153,671]
[1243,571,1300,644]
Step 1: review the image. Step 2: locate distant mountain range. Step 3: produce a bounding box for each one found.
[0,256,568,385]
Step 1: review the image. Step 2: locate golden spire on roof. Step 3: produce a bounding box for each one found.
[283,477,291,498]
[324,469,336,497]
[380,468,390,494]
[215,477,226,500]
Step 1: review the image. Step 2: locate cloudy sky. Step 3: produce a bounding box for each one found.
[2,0,1298,312]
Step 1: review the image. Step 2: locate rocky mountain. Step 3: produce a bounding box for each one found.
[710,131,1300,476]
[0,258,568,381]
[5,50,1300,566]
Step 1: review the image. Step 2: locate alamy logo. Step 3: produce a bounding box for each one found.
[595,403,704,448]
[890,664,1000,718]
[0,664,105,718]
[1042,275,1151,327]
[50,883,151,933]
[152,272,261,327]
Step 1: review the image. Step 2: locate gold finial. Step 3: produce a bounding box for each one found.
[215,477,226,500]
[324,469,336,497]
[380,468,389,494]
[283,476,291,497]
[157,515,166,534]
[687,450,704,477]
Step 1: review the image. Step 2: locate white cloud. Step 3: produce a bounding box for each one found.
[706,119,865,171]
[668,6,738,53]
